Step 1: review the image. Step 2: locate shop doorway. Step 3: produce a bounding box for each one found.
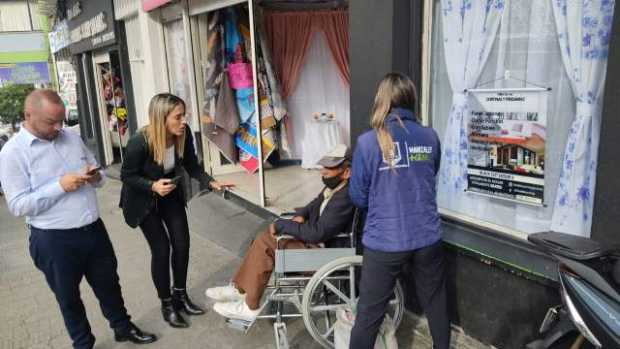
[92,50,130,165]
[187,1,350,213]
[191,3,263,206]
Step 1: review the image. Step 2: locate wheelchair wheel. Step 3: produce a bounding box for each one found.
[301,255,405,349]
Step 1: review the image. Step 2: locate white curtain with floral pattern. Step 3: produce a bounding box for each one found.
[437,0,506,210]
[550,0,616,236]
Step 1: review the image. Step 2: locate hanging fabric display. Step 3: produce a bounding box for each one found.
[224,8,242,62]
[213,74,240,160]
[254,56,277,164]
[255,9,290,158]
[235,87,255,123]
[200,6,288,173]
[226,8,259,173]
[201,11,239,163]
[235,123,275,173]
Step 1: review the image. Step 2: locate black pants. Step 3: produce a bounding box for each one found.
[29,219,131,349]
[350,241,450,349]
[139,190,190,300]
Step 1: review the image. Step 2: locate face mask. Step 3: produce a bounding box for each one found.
[322,175,342,189]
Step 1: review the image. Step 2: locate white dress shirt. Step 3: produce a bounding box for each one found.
[0,128,105,229]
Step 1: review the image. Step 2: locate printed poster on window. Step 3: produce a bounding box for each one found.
[466,89,549,205]
[56,61,78,120]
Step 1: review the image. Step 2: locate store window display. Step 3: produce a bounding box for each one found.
[190,2,351,212]
[94,50,130,164]
[428,0,616,237]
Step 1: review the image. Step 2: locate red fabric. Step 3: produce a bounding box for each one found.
[264,12,314,98]
[264,10,349,96]
[317,11,350,85]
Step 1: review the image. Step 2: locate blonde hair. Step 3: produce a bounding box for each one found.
[144,93,186,166]
[370,73,419,164]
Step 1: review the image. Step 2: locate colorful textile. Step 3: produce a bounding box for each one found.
[201,11,239,163]
[235,122,275,173]
[236,87,255,124]
[224,8,242,62]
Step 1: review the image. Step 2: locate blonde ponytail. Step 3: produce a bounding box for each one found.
[370,73,419,166]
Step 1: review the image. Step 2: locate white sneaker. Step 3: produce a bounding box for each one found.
[213,300,260,322]
[205,284,245,302]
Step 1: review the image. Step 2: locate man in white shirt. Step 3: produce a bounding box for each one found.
[0,90,157,349]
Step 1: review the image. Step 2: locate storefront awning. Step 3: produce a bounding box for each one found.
[143,0,173,12]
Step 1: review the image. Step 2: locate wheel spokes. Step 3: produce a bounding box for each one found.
[320,279,353,307]
[321,323,336,339]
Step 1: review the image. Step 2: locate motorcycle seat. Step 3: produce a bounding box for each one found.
[528,231,610,261]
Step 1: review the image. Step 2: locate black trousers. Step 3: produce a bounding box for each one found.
[138,190,190,300]
[350,241,450,349]
[29,219,131,349]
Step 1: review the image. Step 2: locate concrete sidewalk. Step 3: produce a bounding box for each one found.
[0,179,489,349]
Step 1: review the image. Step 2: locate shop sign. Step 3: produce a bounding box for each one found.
[67,0,116,54]
[0,62,50,85]
[49,20,71,53]
[466,88,549,205]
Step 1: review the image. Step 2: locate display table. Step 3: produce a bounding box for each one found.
[301,119,343,169]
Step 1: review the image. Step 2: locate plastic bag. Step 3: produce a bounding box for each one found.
[334,309,398,349]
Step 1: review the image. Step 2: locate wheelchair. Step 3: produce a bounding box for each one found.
[226,209,405,349]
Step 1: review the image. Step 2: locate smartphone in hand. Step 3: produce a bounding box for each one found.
[170,176,183,186]
[86,166,102,175]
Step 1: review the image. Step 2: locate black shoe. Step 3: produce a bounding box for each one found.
[114,323,157,344]
[162,298,190,328]
[172,289,206,315]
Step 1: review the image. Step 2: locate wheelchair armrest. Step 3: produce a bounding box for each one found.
[276,234,297,249]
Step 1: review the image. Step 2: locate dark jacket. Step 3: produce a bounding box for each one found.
[119,127,213,228]
[274,183,355,244]
[349,108,442,252]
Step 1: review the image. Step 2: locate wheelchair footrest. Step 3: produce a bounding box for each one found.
[226,318,253,332]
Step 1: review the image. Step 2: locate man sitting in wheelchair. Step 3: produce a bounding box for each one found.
[206,144,355,322]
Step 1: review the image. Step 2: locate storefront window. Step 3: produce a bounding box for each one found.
[191,4,263,205]
[187,2,350,211]
[94,51,129,164]
[56,58,80,133]
[428,0,615,237]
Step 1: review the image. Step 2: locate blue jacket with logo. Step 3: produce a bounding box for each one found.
[349,108,442,252]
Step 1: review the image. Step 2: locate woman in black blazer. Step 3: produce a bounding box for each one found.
[120,93,232,328]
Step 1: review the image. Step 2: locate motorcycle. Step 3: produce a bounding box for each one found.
[526,231,620,349]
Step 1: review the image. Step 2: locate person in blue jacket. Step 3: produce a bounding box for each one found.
[349,73,450,349]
